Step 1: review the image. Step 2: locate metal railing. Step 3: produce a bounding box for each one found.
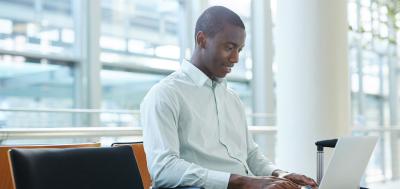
[0,108,278,140]
[0,108,139,114]
[0,108,277,128]
[0,127,142,140]
[1,125,399,140]
[352,126,400,132]
[0,126,277,140]
[1,107,400,139]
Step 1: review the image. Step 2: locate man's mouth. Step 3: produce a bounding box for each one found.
[223,64,233,73]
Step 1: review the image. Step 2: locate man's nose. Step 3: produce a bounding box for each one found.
[229,50,239,63]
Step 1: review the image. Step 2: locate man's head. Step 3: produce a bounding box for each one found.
[192,6,246,80]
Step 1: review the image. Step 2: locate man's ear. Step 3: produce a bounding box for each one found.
[196,31,207,49]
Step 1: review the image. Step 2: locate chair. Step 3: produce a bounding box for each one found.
[112,142,152,189]
[112,142,202,189]
[9,145,143,189]
[0,143,100,189]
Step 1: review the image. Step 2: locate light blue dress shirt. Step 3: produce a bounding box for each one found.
[141,60,277,189]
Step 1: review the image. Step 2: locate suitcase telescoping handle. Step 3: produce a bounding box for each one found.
[314,139,368,189]
[315,139,338,185]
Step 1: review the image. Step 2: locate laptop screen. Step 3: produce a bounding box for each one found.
[319,136,378,189]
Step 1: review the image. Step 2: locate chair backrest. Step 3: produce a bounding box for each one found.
[0,143,100,189]
[9,145,144,189]
[112,142,151,189]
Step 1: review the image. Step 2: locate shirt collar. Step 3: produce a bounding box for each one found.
[181,60,227,88]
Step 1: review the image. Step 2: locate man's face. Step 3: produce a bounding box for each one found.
[201,24,246,79]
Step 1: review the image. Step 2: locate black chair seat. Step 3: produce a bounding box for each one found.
[9,146,143,189]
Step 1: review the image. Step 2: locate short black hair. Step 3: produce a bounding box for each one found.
[195,6,245,39]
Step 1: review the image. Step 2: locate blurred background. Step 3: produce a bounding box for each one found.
[0,0,399,188]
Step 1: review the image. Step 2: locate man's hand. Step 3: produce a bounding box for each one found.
[272,170,318,188]
[228,174,301,189]
[282,173,317,188]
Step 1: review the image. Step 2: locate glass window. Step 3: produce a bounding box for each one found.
[100,0,180,70]
[349,0,397,183]
[101,69,164,127]
[0,0,77,129]
[101,70,163,110]
[0,55,75,128]
[0,0,76,56]
[100,0,181,110]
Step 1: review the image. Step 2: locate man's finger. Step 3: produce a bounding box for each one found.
[289,175,318,187]
[275,179,301,189]
[261,176,293,182]
[302,176,318,186]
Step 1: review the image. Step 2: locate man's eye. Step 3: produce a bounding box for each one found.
[226,47,233,51]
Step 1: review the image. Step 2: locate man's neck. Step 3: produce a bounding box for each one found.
[190,53,215,81]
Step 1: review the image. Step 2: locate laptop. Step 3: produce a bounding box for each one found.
[317,136,378,189]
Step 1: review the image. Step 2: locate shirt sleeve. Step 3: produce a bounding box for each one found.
[246,127,278,176]
[141,84,230,189]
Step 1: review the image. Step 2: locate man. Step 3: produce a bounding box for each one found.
[141,6,317,189]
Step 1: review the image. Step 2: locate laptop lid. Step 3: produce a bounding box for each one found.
[319,136,378,189]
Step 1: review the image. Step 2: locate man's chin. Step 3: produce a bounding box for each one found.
[216,74,227,78]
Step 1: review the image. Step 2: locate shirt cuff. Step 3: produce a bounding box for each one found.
[204,170,230,189]
[266,165,279,176]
